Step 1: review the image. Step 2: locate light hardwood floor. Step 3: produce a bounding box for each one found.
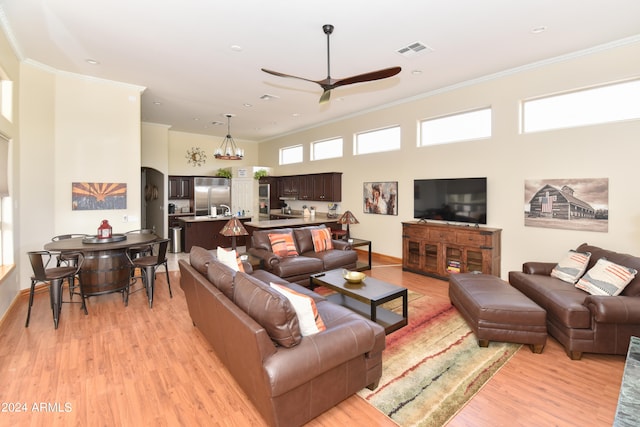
[0,252,625,426]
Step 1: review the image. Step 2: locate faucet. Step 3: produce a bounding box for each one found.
[220,204,231,216]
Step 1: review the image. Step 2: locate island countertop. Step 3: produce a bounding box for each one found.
[244,215,338,229]
[177,215,253,223]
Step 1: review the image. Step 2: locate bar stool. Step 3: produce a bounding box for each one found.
[51,234,87,300]
[26,250,87,329]
[129,239,172,308]
[125,229,154,259]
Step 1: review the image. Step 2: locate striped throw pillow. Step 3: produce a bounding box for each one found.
[311,228,334,252]
[550,250,591,283]
[268,233,299,257]
[575,258,637,296]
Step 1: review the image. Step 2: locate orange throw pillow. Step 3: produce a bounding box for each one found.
[311,228,334,252]
[268,233,299,257]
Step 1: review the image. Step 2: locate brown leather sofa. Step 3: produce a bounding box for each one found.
[248,225,358,286]
[179,246,385,426]
[509,243,640,359]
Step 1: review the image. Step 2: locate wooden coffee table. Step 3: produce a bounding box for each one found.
[310,269,408,334]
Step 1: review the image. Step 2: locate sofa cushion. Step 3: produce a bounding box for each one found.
[550,250,591,284]
[271,283,326,336]
[576,258,638,296]
[509,272,591,329]
[304,248,358,271]
[268,232,299,257]
[576,243,640,296]
[207,260,237,300]
[311,227,334,252]
[233,272,302,348]
[272,256,324,278]
[189,246,216,275]
[293,226,315,253]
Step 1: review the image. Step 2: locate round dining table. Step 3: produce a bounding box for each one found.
[44,233,158,300]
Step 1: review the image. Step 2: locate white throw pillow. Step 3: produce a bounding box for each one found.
[575,258,637,296]
[271,283,326,336]
[216,246,239,272]
[550,250,591,284]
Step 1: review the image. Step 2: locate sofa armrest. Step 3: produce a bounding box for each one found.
[332,239,352,250]
[522,262,556,276]
[584,295,640,323]
[263,318,383,395]
[248,247,281,269]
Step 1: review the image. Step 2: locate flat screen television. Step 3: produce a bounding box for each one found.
[413,177,487,224]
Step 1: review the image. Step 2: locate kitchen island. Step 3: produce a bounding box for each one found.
[243,214,340,249]
[177,215,252,252]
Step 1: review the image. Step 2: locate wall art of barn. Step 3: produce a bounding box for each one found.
[524,178,608,232]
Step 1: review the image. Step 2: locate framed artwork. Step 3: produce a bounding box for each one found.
[524,178,608,232]
[363,181,398,215]
[72,182,127,210]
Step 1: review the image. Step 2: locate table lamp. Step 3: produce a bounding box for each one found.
[337,210,359,240]
[220,217,249,250]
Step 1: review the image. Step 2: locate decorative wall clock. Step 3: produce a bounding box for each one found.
[186,147,207,167]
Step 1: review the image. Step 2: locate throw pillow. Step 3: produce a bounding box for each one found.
[216,247,245,272]
[271,283,326,336]
[268,233,299,257]
[550,250,591,284]
[311,227,334,252]
[575,258,638,296]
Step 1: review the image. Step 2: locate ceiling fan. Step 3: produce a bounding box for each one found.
[262,24,401,104]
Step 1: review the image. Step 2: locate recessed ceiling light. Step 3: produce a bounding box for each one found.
[230,45,243,52]
[531,26,547,34]
[153,101,162,105]
[292,113,301,117]
[243,103,253,108]
[193,118,200,121]
[260,94,279,101]
[211,121,225,126]
[85,59,99,65]
[412,69,423,75]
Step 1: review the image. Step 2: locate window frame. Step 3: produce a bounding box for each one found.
[354,125,401,155]
[279,144,304,165]
[310,137,343,161]
[419,107,492,147]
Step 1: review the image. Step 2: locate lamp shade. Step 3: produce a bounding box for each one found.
[220,217,249,237]
[337,210,359,225]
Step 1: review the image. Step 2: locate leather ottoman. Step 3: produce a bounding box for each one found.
[449,273,547,353]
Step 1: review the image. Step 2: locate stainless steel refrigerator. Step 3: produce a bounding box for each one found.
[194,177,231,216]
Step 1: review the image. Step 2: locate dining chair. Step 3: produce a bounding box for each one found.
[128,238,172,308]
[51,234,88,300]
[125,229,154,259]
[26,250,87,329]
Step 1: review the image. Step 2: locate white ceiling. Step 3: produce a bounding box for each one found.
[1,0,639,141]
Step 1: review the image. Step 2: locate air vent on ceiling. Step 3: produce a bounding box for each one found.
[260,94,280,101]
[211,121,225,126]
[396,42,433,57]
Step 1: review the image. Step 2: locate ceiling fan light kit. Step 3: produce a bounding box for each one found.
[214,114,244,160]
[262,24,401,103]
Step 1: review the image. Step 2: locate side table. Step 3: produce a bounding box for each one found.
[349,238,371,271]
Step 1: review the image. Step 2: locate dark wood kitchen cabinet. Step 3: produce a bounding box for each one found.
[274,173,342,202]
[179,218,251,252]
[168,176,192,199]
[312,173,341,201]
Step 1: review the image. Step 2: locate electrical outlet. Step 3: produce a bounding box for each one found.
[122,215,128,222]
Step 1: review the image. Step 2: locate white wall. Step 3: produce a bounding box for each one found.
[17,63,144,290]
[259,40,640,279]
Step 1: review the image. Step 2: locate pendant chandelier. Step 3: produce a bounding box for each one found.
[214,114,244,160]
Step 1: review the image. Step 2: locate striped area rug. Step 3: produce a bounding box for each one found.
[358,294,521,426]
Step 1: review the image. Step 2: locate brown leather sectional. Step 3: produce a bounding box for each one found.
[179,246,385,426]
[509,243,640,359]
[248,225,358,286]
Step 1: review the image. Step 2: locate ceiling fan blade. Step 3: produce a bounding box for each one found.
[319,89,331,104]
[332,66,402,88]
[261,68,320,85]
